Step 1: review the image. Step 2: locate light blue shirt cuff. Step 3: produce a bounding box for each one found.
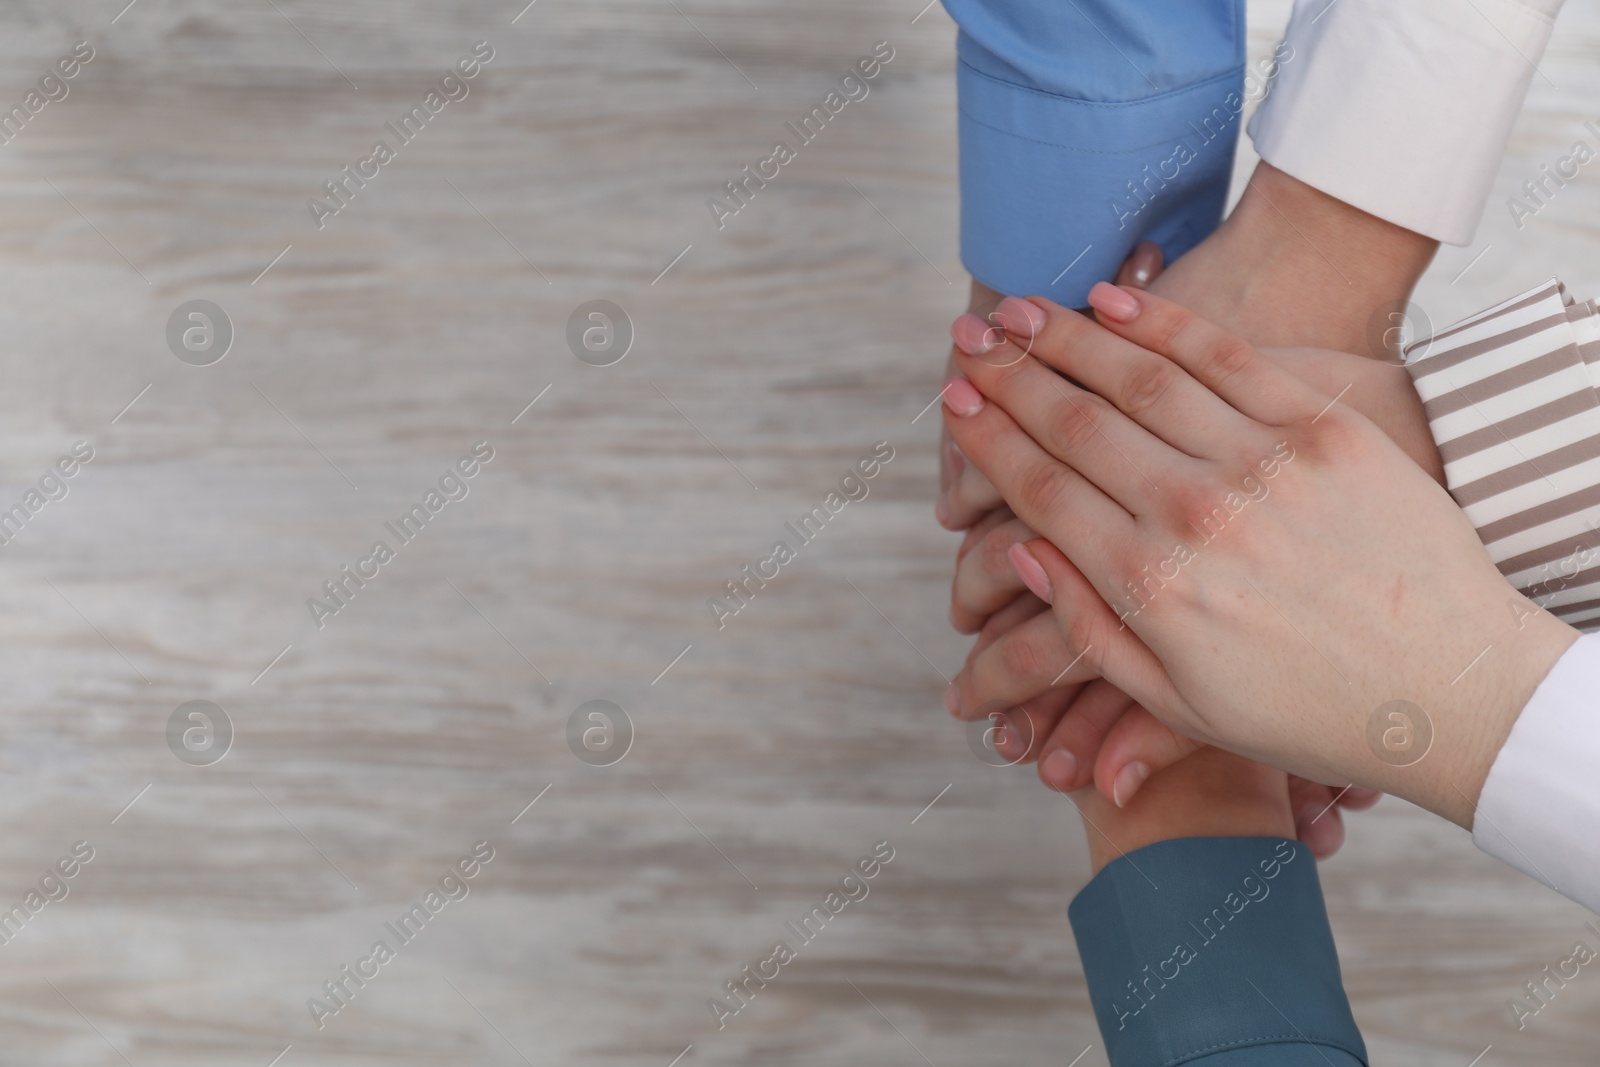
[957,42,1245,304]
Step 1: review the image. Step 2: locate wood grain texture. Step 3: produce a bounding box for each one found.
[0,0,1590,1063]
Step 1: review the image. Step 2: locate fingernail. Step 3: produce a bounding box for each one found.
[1087,282,1141,323]
[1007,543,1053,604]
[994,296,1047,338]
[942,377,984,417]
[1112,761,1150,808]
[1042,748,1078,791]
[934,493,951,526]
[1127,242,1162,288]
[944,681,961,716]
[951,314,1002,356]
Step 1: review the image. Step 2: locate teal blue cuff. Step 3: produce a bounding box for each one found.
[1069,837,1367,1067]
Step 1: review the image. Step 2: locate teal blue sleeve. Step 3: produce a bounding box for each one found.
[941,0,1246,304]
[1068,837,1367,1067]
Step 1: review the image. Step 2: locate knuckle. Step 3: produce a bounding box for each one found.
[1173,480,1230,539]
[1016,462,1071,518]
[1155,309,1195,354]
[999,630,1047,680]
[1048,394,1107,454]
[1195,336,1255,388]
[1062,612,1100,666]
[978,525,1019,580]
[1119,359,1178,417]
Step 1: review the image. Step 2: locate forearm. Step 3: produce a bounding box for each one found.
[1151,161,1438,358]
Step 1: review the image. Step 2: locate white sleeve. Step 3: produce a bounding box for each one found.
[1247,0,1565,245]
[1473,633,1600,914]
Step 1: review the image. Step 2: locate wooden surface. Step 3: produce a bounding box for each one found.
[0,0,1593,1063]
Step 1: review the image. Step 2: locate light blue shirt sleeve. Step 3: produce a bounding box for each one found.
[942,0,1246,304]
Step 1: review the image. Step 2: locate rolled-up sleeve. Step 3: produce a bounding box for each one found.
[943,0,1247,305]
[1069,837,1367,1067]
[1249,0,1566,245]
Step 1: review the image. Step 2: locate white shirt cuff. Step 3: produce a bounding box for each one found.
[1248,0,1562,245]
[1474,632,1600,913]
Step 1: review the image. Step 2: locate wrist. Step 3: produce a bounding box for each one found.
[1161,162,1437,358]
[1076,750,1293,874]
[1382,604,1579,829]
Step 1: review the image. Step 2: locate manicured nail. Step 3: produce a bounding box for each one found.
[951,313,1002,356]
[1042,748,1078,791]
[944,681,961,716]
[994,296,1047,338]
[942,377,984,417]
[1126,242,1162,288]
[1008,543,1053,604]
[1087,281,1141,323]
[1111,761,1150,808]
[934,492,951,526]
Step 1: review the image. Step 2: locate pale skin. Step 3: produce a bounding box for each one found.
[941,283,1580,828]
[939,161,1442,833]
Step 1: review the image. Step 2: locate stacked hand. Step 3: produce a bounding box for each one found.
[941,283,1577,829]
[940,284,1441,853]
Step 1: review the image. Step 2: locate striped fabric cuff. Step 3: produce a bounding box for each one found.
[1404,279,1600,632]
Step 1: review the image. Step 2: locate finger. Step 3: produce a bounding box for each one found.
[990,686,1080,766]
[970,295,1262,461]
[1089,704,1205,807]
[1114,241,1164,290]
[942,378,1138,577]
[1289,778,1348,859]
[949,608,1086,721]
[1036,679,1136,793]
[1084,283,1329,427]
[1337,786,1383,811]
[942,449,1005,530]
[952,517,1036,634]
[956,505,1015,568]
[965,589,1048,662]
[949,326,1204,514]
[1014,537,1189,726]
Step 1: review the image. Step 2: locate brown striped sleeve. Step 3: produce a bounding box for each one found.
[1404,278,1600,632]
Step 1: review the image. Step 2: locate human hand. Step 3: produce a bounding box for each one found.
[1067,744,1296,876]
[941,248,1167,534]
[943,283,1579,828]
[947,340,1446,788]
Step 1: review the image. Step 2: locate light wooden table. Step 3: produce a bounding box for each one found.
[0,0,1592,1063]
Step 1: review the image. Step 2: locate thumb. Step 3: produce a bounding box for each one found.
[1090,704,1204,808]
